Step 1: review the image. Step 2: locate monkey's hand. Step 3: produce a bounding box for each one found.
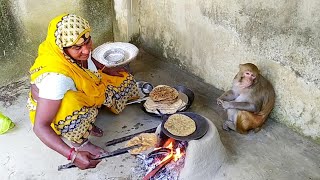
[217,90,238,103]
[220,101,232,110]
[217,98,223,106]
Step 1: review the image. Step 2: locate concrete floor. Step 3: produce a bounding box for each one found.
[0,49,319,180]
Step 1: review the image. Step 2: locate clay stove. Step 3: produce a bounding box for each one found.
[133,117,227,180]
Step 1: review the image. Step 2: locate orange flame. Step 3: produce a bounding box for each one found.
[157,138,184,163]
[173,148,183,161]
[163,139,174,148]
[143,138,185,180]
[158,139,175,164]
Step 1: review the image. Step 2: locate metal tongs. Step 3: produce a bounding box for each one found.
[126,96,148,105]
[126,82,153,105]
[57,127,158,171]
[58,144,142,171]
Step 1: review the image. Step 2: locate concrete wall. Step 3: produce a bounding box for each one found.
[133,0,320,141]
[113,0,140,42]
[0,0,113,85]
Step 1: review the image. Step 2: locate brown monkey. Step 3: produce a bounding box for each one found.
[217,63,275,134]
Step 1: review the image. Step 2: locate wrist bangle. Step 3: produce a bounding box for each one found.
[101,66,106,71]
[67,148,76,160]
[71,151,79,163]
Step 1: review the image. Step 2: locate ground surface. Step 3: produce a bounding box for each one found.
[0,49,319,180]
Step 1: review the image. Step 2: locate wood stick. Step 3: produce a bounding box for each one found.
[142,155,173,180]
[105,127,157,146]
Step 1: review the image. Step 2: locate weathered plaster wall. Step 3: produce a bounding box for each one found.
[136,0,320,141]
[113,0,140,42]
[0,0,113,85]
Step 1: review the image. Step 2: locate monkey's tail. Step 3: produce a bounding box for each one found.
[236,111,266,134]
[257,87,276,116]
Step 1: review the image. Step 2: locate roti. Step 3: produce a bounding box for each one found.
[164,114,196,136]
[126,133,158,155]
[149,85,179,102]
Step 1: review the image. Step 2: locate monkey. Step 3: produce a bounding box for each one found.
[217,63,275,134]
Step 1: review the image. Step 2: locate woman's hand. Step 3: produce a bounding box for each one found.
[73,151,101,170]
[92,56,128,77]
[102,66,127,77]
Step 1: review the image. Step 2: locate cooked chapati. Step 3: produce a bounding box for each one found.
[144,92,188,114]
[164,114,196,136]
[126,133,158,155]
[149,85,179,102]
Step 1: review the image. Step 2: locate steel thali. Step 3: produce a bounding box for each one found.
[140,85,195,117]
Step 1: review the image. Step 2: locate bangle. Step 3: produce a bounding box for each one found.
[71,151,79,163]
[101,66,106,71]
[67,148,76,160]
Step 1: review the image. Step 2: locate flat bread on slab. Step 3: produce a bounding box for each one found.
[149,85,179,102]
[126,133,158,154]
[164,114,196,136]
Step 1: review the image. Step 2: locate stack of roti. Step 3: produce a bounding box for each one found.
[143,85,187,114]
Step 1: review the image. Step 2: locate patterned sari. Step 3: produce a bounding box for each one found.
[27,14,139,144]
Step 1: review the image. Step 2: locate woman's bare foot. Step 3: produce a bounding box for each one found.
[90,124,104,137]
[73,140,105,155]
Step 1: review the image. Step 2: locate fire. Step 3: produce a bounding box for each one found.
[142,138,187,180]
[173,148,183,161]
[163,138,174,148]
[159,138,184,163]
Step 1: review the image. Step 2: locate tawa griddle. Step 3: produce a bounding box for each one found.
[160,112,209,141]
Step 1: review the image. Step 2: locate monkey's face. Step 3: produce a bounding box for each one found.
[244,70,256,81]
[240,70,256,88]
[236,63,260,88]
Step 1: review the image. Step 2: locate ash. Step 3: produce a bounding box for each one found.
[131,141,187,180]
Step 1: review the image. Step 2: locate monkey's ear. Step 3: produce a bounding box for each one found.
[239,64,245,71]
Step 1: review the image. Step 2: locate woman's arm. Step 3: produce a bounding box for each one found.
[33,97,100,169]
[33,98,70,157]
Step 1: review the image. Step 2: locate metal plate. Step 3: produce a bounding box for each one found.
[141,85,194,117]
[161,112,209,141]
[103,48,126,63]
[92,42,139,68]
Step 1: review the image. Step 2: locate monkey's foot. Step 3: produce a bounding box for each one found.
[222,122,231,131]
[254,127,261,133]
[223,121,236,131]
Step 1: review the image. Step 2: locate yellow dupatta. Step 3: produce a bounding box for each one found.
[28,14,108,143]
